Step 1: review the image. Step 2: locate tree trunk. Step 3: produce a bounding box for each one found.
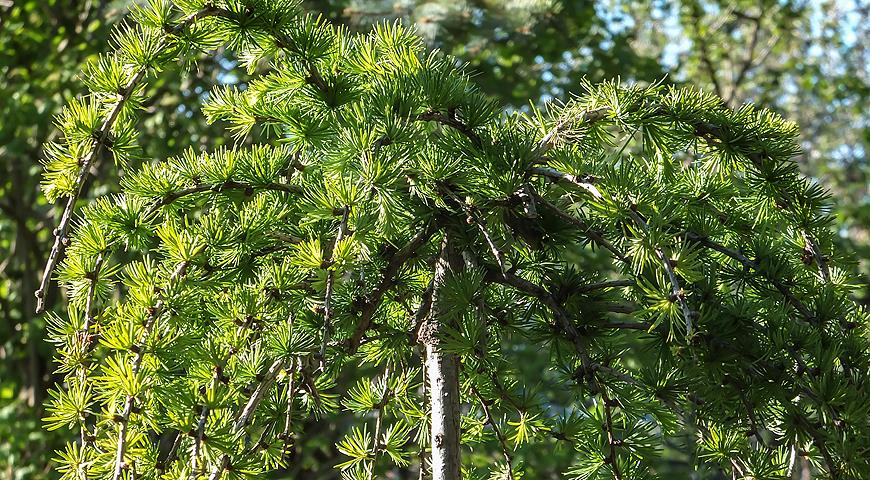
[421,233,462,480]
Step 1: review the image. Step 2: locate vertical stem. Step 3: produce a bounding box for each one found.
[421,233,462,480]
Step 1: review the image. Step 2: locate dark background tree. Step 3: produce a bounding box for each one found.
[1,0,867,478]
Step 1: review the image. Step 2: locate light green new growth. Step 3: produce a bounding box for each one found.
[41,1,868,479]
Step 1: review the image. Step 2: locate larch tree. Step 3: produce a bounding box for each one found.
[39,1,869,479]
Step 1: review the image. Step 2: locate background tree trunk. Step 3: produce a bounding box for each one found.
[422,233,462,480]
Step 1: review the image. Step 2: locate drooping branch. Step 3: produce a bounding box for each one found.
[531,189,630,263]
[36,6,219,313]
[112,259,192,480]
[685,232,816,323]
[692,122,831,283]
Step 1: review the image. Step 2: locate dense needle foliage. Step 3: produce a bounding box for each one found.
[41,1,869,479]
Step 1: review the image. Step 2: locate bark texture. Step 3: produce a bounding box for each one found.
[421,233,462,480]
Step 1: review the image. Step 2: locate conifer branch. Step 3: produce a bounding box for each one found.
[156,431,183,474]
[627,207,695,336]
[685,232,816,323]
[531,190,630,263]
[208,455,231,480]
[80,253,105,350]
[535,107,610,154]
[147,181,303,215]
[348,219,440,353]
[795,415,840,479]
[489,270,593,371]
[575,279,636,293]
[36,6,218,313]
[77,252,105,451]
[203,355,289,478]
[528,166,603,200]
[801,232,831,283]
[318,206,350,371]
[735,388,770,450]
[440,185,508,275]
[693,122,831,283]
[600,319,651,330]
[112,259,192,480]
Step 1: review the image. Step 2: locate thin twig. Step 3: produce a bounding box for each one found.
[599,387,624,480]
[318,206,350,371]
[77,253,105,450]
[535,107,610,154]
[727,11,761,105]
[280,358,299,462]
[470,385,514,478]
[368,364,394,480]
[440,185,507,275]
[146,181,303,216]
[190,404,210,478]
[690,3,724,98]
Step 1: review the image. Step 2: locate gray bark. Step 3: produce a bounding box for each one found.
[420,233,462,480]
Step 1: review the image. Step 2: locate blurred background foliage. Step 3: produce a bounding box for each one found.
[0,0,867,478]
